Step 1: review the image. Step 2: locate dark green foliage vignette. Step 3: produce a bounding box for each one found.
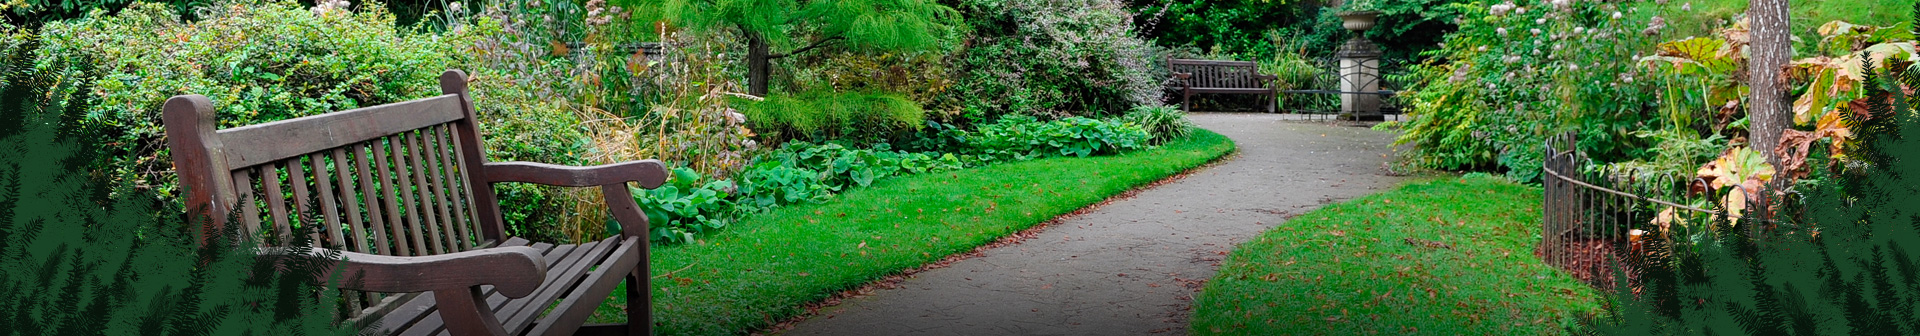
[1589,5,1920,334]
[0,33,350,335]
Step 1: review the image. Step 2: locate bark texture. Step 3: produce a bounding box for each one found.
[1747,0,1791,163]
[746,29,771,97]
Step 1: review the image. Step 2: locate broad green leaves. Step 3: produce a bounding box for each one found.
[634,167,738,244]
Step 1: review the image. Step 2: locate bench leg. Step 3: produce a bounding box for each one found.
[437,286,511,336]
[1182,89,1193,112]
[1267,92,1277,113]
[628,248,651,335]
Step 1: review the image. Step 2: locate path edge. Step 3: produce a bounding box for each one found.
[750,132,1242,335]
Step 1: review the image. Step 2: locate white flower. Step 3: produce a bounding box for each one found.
[1573,27,1585,34]
[448,1,461,12]
[1532,49,1542,55]
[1478,45,1489,52]
[1570,64,1581,70]
[1612,11,1622,19]
[1551,0,1572,12]
[1497,27,1509,36]
[1491,3,1515,16]
[1536,18,1547,25]
[1531,28,1542,35]
[1682,2,1691,11]
[1506,55,1522,63]
[1516,6,1527,14]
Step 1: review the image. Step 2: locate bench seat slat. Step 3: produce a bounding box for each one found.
[498,236,625,333]
[383,237,632,336]
[396,241,571,336]
[526,237,642,336]
[368,238,538,334]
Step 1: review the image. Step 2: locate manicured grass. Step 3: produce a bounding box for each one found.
[1189,175,1601,335]
[588,129,1235,334]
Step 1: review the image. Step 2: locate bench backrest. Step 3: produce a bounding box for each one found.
[166,70,506,257]
[1169,59,1263,89]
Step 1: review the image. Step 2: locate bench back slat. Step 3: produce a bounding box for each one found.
[348,142,395,255]
[167,70,506,253]
[309,152,347,247]
[1169,59,1266,89]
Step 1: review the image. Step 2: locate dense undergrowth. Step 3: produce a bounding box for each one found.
[0,32,347,335]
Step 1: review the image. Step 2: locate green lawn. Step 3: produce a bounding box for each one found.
[1190,175,1600,335]
[589,129,1235,334]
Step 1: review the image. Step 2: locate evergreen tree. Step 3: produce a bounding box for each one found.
[0,29,348,336]
[640,0,957,96]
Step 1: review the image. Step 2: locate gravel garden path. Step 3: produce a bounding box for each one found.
[780,113,1405,335]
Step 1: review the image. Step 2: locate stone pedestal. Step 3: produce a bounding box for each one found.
[1337,37,1382,121]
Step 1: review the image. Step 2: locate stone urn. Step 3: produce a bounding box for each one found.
[1337,11,1379,33]
[1334,10,1383,121]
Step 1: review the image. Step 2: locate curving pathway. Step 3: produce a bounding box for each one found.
[780,113,1405,335]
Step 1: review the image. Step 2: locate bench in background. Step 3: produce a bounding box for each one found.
[1169,59,1277,113]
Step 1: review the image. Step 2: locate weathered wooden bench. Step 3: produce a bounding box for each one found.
[165,70,665,336]
[1168,59,1277,113]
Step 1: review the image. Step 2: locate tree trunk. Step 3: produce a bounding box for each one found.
[1747,0,1791,164]
[746,29,771,97]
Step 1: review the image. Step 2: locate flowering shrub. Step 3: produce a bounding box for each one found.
[946,0,1160,120]
[453,0,757,242]
[1396,0,1673,181]
[35,1,477,199]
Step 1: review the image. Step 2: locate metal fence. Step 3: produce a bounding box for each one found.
[1538,133,1781,289]
[1275,57,1407,120]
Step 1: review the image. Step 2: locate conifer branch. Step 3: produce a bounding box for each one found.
[768,36,846,59]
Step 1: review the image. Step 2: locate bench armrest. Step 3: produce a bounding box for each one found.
[1254,74,1278,81]
[480,160,667,238]
[266,246,549,298]
[481,160,669,189]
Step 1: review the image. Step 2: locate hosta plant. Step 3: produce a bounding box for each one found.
[632,167,738,244]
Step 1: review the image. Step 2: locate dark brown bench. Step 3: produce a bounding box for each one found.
[1168,59,1277,113]
[165,70,665,336]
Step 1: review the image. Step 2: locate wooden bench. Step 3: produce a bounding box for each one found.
[1168,59,1277,113]
[165,70,666,336]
